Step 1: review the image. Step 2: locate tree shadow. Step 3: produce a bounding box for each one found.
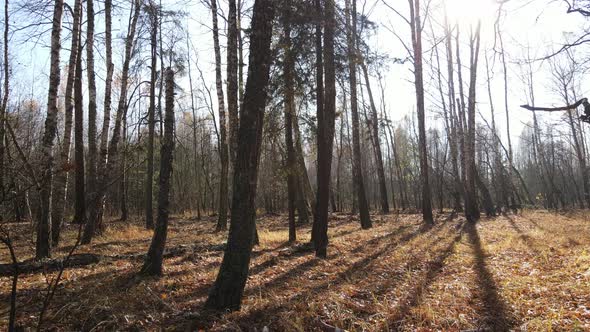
[465,221,516,331]
[383,221,465,329]
[187,223,433,331]
[504,214,539,253]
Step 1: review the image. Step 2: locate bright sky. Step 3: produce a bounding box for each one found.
[6,0,590,154]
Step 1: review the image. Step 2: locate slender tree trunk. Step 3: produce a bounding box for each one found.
[293,112,313,219]
[50,0,81,245]
[361,62,388,214]
[187,34,202,220]
[36,0,65,259]
[282,5,297,242]
[227,0,239,166]
[345,0,371,229]
[464,22,481,222]
[141,68,175,276]
[82,0,141,243]
[210,0,229,231]
[409,0,433,224]
[204,0,274,310]
[0,0,8,218]
[81,0,100,244]
[145,2,158,230]
[73,23,85,227]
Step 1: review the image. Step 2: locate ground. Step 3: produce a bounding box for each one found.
[1,210,590,331]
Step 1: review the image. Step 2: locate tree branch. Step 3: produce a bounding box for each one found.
[520,98,587,112]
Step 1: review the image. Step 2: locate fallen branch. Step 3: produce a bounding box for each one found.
[0,253,100,276]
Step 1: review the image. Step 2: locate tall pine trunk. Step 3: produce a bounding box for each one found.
[204,0,274,310]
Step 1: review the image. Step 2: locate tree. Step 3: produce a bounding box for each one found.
[36,0,65,259]
[312,0,337,257]
[141,67,175,276]
[82,0,101,244]
[210,0,229,231]
[50,0,82,246]
[282,3,297,242]
[204,0,275,310]
[73,12,85,228]
[409,0,433,224]
[361,61,389,214]
[145,0,158,230]
[227,0,239,165]
[464,21,482,222]
[345,0,371,228]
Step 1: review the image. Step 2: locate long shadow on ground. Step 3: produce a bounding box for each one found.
[465,221,516,331]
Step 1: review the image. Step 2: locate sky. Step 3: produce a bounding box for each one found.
[5,0,590,154]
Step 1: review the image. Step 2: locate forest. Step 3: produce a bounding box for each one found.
[1,0,590,330]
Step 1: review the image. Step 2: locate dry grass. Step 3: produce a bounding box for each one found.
[1,210,589,331]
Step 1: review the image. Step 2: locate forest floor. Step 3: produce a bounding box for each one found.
[1,210,590,331]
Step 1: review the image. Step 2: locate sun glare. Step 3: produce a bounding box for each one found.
[445,0,496,27]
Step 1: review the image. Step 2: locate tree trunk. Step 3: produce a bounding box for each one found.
[141,68,175,276]
[210,0,229,231]
[464,22,481,223]
[37,0,65,259]
[409,0,433,224]
[282,5,297,242]
[82,0,100,244]
[50,0,81,246]
[312,0,337,257]
[345,0,371,229]
[73,22,85,227]
[0,0,8,220]
[204,0,274,311]
[361,61,388,214]
[82,0,141,243]
[145,2,158,230]
[227,0,239,166]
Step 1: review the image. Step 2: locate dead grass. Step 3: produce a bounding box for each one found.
[1,210,589,331]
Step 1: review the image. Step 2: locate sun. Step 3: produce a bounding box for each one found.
[444,0,497,27]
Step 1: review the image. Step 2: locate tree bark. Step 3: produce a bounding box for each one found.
[345,0,371,229]
[204,0,274,311]
[210,0,229,231]
[409,0,433,224]
[361,61,388,214]
[312,0,337,257]
[141,68,175,276]
[282,5,297,242]
[50,0,81,246]
[227,0,239,166]
[82,0,100,244]
[36,0,65,259]
[145,2,158,230]
[83,0,141,242]
[73,21,85,227]
[464,22,482,222]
